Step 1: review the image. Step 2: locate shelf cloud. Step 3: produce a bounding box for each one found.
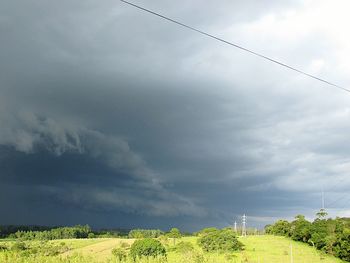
[1,0,350,230]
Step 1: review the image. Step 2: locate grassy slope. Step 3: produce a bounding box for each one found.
[235,235,345,263]
[61,238,134,261]
[63,235,346,263]
[0,235,347,262]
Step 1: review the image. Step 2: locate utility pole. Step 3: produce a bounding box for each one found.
[234,221,237,233]
[242,214,247,237]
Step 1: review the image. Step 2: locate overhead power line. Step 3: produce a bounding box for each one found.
[327,192,350,208]
[120,0,350,93]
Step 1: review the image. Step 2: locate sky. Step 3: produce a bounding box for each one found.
[1,0,350,231]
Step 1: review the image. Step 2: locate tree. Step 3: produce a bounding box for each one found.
[198,229,243,252]
[290,215,312,242]
[129,238,166,261]
[267,220,291,236]
[168,228,181,245]
[316,208,328,219]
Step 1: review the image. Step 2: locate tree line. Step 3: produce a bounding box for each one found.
[0,225,133,239]
[265,212,350,261]
[7,225,92,240]
[0,226,183,240]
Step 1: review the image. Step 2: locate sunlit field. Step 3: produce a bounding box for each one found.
[0,235,346,263]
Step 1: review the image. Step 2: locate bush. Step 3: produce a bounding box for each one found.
[11,241,28,251]
[334,228,350,261]
[112,247,127,262]
[198,229,243,252]
[171,241,194,254]
[196,227,218,236]
[0,244,8,251]
[120,242,130,249]
[129,238,166,260]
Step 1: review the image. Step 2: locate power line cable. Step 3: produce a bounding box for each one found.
[328,192,350,208]
[337,196,350,210]
[326,176,350,207]
[120,0,350,93]
[326,176,348,193]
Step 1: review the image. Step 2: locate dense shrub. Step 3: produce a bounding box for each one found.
[112,248,127,262]
[9,241,69,256]
[129,238,166,260]
[289,215,312,242]
[198,229,243,252]
[195,227,218,236]
[171,241,194,254]
[333,228,350,261]
[11,241,28,251]
[0,244,8,251]
[265,220,290,236]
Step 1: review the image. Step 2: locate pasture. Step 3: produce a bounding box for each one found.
[0,235,346,263]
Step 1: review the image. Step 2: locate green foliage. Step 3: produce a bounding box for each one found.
[0,244,7,251]
[168,228,181,238]
[11,241,28,251]
[333,228,350,261]
[0,236,345,263]
[289,215,312,242]
[265,220,290,236]
[129,238,166,260]
[112,247,127,262]
[10,241,69,256]
[197,229,244,252]
[266,214,350,262]
[316,208,328,219]
[195,227,218,236]
[13,225,92,240]
[172,241,194,254]
[128,229,163,239]
[167,227,181,245]
[0,225,54,238]
[120,241,131,249]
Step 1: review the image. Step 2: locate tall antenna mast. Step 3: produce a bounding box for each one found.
[242,214,247,237]
[317,189,328,219]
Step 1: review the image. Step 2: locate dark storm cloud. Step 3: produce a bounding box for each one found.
[1,0,350,230]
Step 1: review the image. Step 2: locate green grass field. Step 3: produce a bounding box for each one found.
[0,235,346,263]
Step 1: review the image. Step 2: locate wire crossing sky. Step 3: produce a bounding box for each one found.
[120,0,350,94]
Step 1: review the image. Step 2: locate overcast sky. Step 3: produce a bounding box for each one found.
[1,0,350,231]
